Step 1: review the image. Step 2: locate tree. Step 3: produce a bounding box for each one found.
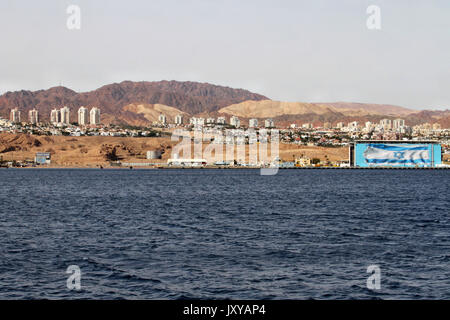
[105,147,122,161]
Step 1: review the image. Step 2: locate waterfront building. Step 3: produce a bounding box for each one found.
[60,106,70,125]
[90,107,101,125]
[28,109,39,124]
[295,157,312,167]
[249,119,258,128]
[206,118,215,124]
[78,107,89,125]
[10,108,21,123]
[35,152,51,164]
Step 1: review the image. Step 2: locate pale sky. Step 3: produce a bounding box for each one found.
[0,0,449,110]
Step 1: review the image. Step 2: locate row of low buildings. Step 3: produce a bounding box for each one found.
[310,119,444,138]
[157,114,275,129]
[9,106,101,125]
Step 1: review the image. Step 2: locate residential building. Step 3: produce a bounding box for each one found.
[90,107,101,125]
[28,108,39,124]
[380,119,392,130]
[336,122,344,129]
[264,119,274,128]
[230,116,240,128]
[175,114,183,125]
[393,119,405,130]
[249,119,258,128]
[190,117,205,126]
[50,109,61,124]
[158,114,166,125]
[216,117,226,125]
[60,106,70,124]
[10,108,20,123]
[78,107,89,125]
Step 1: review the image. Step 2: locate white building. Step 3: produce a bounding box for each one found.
[90,107,101,125]
[190,117,205,126]
[302,123,313,129]
[336,122,344,129]
[78,107,89,125]
[393,119,405,130]
[249,118,258,128]
[264,119,274,128]
[365,121,373,130]
[60,106,70,125]
[158,114,166,125]
[380,119,392,130]
[348,121,359,129]
[206,117,215,124]
[50,109,61,124]
[28,108,39,124]
[230,116,240,128]
[175,114,183,125]
[216,117,226,125]
[10,108,21,123]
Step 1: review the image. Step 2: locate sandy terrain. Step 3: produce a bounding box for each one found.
[0,133,350,167]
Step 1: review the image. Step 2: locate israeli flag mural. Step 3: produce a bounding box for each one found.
[363,144,430,165]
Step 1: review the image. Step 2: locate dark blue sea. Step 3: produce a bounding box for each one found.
[0,169,449,299]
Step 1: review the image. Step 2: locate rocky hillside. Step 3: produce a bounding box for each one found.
[219,100,449,127]
[0,81,268,124]
[1,80,448,127]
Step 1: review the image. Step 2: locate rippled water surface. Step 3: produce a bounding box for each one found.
[0,168,449,299]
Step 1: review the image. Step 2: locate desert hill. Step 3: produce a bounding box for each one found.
[219,100,449,127]
[0,80,268,124]
[0,133,350,166]
[1,81,448,127]
[122,103,188,125]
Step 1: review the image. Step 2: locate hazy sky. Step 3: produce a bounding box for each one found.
[0,0,449,109]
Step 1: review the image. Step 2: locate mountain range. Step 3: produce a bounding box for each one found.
[0,80,448,128]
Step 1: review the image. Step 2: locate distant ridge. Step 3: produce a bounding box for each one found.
[0,80,269,124]
[0,80,448,127]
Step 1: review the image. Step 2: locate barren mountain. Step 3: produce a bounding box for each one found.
[0,81,268,124]
[219,100,449,127]
[1,81,448,127]
[122,103,187,126]
[219,100,416,118]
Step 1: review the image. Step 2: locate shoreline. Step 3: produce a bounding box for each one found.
[2,165,449,170]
